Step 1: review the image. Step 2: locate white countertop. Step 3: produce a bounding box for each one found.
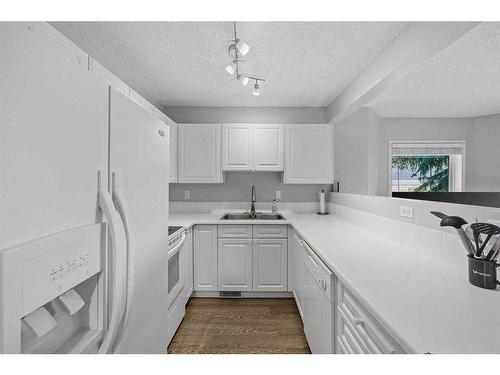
[170,211,500,354]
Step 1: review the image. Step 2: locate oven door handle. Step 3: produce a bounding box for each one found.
[168,232,187,258]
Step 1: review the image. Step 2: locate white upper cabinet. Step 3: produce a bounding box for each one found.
[89,57,129,96]
[222,124,254,170]
[153,109,178,183]
[222,124,283,171]
[253,124,283,171]
[167,122,178,183]
[284,124,333,184]
[178,124,223,183]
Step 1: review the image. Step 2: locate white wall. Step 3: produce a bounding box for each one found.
[164,106,328,124]
[334,108,499,196]
[468,113,500,191]
[333,107,380,195]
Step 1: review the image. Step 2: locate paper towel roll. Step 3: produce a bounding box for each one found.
[319,189,325,214]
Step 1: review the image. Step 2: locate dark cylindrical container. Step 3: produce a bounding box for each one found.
[468,256,499,289]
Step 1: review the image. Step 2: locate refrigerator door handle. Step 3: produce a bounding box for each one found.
[110,172,135,353]
[97,172,127,354]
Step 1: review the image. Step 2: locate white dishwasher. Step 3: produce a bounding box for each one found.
[300,240,335,354]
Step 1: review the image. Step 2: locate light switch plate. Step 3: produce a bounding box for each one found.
[276,190,281,200]
[184,190,190,200]
[400,206,414,219]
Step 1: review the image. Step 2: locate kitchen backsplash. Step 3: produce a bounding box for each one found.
[169,201,322,214]
[329,192,500,269]
[170,171,332,202]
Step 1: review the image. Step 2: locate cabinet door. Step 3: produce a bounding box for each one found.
[222,124,254,171]
[168,122,178,183]
[284,124,333,183]
[178,124,222,183]
[254,124,283,171]
[183,227,194,301]
[194,225,218,291]
[253,239,288,292]
[218,239,253,291]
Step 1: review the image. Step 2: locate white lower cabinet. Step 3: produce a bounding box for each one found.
[218,239,253,291]
[252,239,288,292]
[194,225,218,291]
[336,281,405,354]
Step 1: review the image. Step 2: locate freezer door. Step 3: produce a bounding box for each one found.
[0,23,109,249]
[108,88,169,354]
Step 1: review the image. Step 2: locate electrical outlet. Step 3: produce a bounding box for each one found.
[400,206,414,219]
[275,190,281,200]
[184,190,190,200]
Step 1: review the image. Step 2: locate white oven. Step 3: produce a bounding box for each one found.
[166,227,188,346]
[167,230,186,310]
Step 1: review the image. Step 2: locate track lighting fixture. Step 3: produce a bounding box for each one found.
[225,22,266,96]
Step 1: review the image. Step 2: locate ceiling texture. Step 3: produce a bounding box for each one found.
[51,21,407,108]
[367,22,500,118]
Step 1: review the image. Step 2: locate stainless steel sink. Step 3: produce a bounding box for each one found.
[255,213,285,220]
[220,212,285,220]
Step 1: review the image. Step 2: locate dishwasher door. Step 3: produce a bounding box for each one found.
[301,242,334,354]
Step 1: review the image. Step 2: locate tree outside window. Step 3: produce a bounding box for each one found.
[392,155,450,192]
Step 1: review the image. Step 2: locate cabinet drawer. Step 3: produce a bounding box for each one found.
[253,225,288,238]
[337,282,404,354]
[218,225,252,238]
[337,308,368,354]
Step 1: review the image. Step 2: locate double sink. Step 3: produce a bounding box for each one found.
[220,212,286,220]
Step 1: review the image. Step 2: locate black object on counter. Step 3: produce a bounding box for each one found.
[468,256,500,290]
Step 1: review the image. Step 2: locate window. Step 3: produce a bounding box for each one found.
[389,141,465,194]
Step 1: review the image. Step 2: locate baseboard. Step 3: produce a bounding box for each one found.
[192,291,293,298]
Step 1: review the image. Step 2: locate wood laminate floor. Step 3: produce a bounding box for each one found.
[168,298,311,354]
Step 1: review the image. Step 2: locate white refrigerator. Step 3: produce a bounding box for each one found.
[0,22,170,354]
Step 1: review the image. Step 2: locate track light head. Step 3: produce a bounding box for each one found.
[253,81,260,96]
[239,75,249,86]
[225,62,236,75]
[236,40,249,56]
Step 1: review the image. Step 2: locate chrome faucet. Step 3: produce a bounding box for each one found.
[250,185,256,219]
